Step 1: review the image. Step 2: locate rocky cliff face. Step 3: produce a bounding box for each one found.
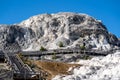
[0,12,119,51]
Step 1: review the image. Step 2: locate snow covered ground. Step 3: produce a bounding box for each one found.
[52,51,120,80]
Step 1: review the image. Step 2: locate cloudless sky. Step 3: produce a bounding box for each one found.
[0,0,120,37]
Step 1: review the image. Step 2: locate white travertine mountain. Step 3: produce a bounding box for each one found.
[0,12,119,51]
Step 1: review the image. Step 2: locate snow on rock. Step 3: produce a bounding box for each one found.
[0,12,119,51]
[89,34,111,51]
[17,12,119,51]
[52,51,120,80]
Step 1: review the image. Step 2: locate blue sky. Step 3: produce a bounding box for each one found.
[0,0,120,37]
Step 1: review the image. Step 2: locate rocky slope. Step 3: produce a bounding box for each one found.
[0,12,119,51]
[52,51,120,80]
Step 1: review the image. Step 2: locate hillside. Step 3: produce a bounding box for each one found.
[52,51,120,80]
[0,12,120,80]
[0,12,119,52]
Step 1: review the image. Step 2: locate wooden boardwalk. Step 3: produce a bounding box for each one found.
[21,48,114,57]
[1,48,118,80]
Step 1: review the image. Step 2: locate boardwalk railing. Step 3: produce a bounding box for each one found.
[21,48,115,57]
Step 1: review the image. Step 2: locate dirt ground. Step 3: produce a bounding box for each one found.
[34,60,81,80]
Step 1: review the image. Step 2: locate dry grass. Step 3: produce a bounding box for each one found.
[34,61,81,79]
[17,53,81,80]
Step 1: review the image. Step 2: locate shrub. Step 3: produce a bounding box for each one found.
[40,46,47,51]
[30,64,36,68]
[80,45,86,50]
[59,41,64,47]
[52,53,56,60]
[82,55,92,60]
